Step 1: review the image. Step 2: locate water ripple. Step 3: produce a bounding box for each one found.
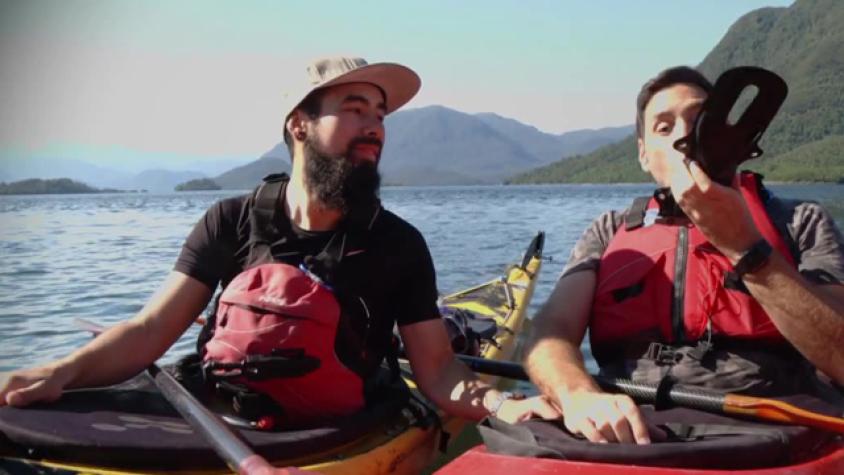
[1,185,842,373]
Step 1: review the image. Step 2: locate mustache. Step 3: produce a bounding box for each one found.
[348,136,383,154]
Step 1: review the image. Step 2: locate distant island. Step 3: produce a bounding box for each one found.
[0,178,127,195]
[174,178,222,191]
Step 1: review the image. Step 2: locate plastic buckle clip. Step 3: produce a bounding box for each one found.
[646,342,681,366]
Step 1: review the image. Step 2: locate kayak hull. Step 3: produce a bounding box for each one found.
[435,441,844,475]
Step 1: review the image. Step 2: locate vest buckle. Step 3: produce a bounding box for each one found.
[646,342,682,365]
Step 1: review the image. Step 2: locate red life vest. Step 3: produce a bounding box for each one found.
[202,262,365,425]
[590,173,795,359]
[199,175,378,427]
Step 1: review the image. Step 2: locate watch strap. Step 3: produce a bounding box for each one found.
[733,239,773,278]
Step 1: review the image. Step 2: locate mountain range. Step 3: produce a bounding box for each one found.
[511,0,844,184]
[1,108,632,190]
[207,106,632,188]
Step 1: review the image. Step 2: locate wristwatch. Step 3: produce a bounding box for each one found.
[733,239,773,278]
[488,391,525,417]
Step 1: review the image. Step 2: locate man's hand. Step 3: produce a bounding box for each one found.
[494,395,561,423]
[557,390,657,444]
[669,157,761,263]
[0,363,74,407]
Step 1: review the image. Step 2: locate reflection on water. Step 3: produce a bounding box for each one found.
[1,183,842,373]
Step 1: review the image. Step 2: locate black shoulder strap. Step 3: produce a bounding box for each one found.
[246,173,289,267]
[625,196,651,230]
[197,175,287,353]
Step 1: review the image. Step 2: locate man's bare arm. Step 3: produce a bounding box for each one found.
[743,258,844,384]
[526,271,600,398]
[525,270,653,444]
[401,319,492,419]
[1,271,213,406]
[672,160,844,385]
[401,319,559,422]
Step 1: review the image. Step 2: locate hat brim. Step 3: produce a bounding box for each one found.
[294,62,421,116]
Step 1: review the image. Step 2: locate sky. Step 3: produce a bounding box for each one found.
[0,0,794,171]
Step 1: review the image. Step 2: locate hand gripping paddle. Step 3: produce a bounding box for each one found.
[673,66,788,186]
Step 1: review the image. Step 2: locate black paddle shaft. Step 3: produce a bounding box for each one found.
[597,377,726,413]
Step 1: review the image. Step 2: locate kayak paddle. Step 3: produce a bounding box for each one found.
[456,354,844,434]
[73,318,308,475]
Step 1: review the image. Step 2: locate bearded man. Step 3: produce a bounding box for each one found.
[0,57,556,427]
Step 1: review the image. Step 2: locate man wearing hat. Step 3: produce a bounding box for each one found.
[0,57,558,425]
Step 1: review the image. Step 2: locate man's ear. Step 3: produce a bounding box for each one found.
[637,137,649,173]
[286,111,307,141]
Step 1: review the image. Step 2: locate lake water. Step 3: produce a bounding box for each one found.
[1,183,842,374]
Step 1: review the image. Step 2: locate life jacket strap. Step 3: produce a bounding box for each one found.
[645,342,684,366]
[247,174,289,266]
[624,196,651,230]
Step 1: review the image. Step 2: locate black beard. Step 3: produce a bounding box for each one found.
[303,138,381,214]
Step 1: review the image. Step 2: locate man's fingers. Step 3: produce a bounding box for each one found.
[668,155,695,196]
[6,385,40,407]
[687,160,713,192]
[496,398,561,423]
[605,402,635,444]
[6,380,59,407]
[592,417,619,444]
[571,418,606,444]
[616,397,651,444]
[534,398,562,420]
[613,402,637,444]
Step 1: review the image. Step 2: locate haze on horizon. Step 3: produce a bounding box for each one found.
[0,0,793,172]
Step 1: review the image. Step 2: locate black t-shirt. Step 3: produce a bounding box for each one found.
[174,190,440,367]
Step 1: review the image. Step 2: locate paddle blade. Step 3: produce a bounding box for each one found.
[724,394,844,434]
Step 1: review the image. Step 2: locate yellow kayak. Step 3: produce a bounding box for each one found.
[0,232,544,475]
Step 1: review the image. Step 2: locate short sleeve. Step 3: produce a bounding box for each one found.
[788,201,844,285]
[173,197,244,290]
[561,210,623,278]
[393,227,440,327]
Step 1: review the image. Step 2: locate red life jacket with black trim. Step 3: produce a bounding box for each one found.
[200,174,380,426]
[589,172,796,362]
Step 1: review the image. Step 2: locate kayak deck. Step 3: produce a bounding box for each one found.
[0,232,545,475]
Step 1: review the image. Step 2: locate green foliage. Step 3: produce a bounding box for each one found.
[174,178,222,191]
[508,136,649,184]
[0,178,101,195]
[749,135,844,182]
[514,0,844,184]
[698,0,844,160]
